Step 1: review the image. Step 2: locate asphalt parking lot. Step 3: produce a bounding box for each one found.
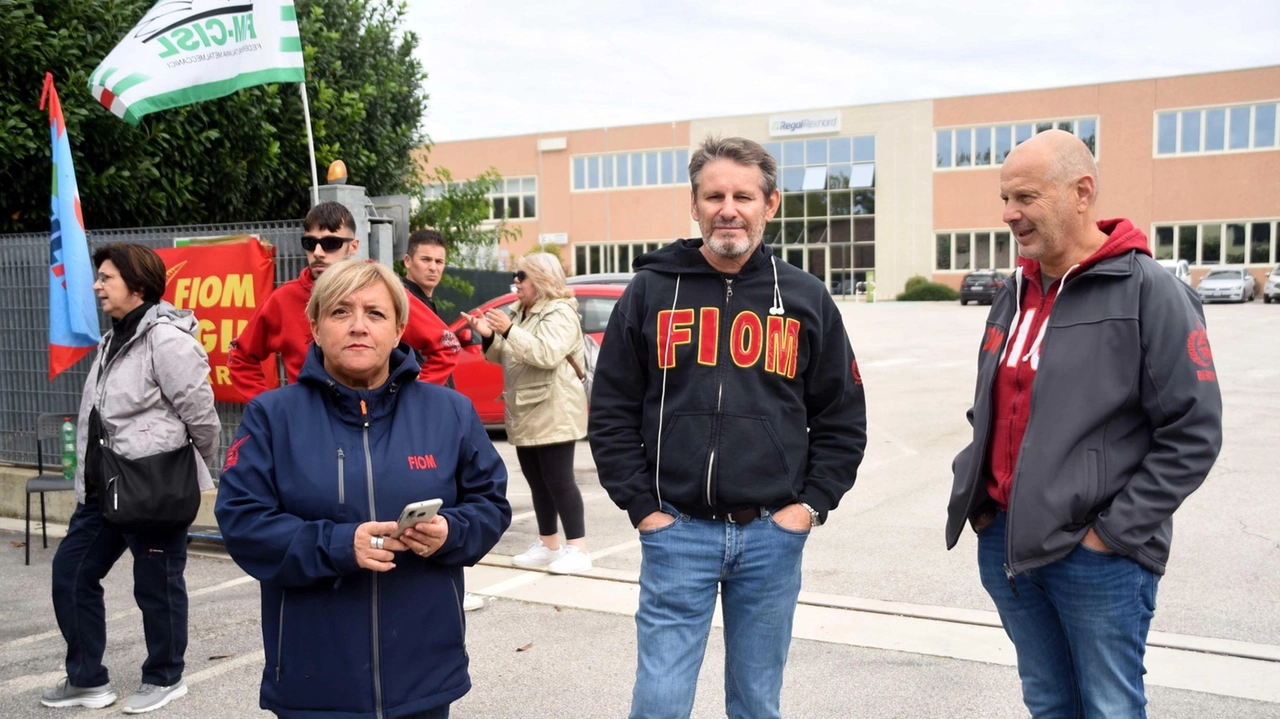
[2,300,1277,718]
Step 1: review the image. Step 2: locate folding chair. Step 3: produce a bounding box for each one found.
[26,413,77,566]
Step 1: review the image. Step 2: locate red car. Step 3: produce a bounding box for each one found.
[449,284,625,426]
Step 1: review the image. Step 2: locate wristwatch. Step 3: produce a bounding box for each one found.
[799,502,823,528]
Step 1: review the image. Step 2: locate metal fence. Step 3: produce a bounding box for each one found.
[0,220,307,472]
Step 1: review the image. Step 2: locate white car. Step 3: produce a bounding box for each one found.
[1265,264,1280,304]
[1196,267,1257,304]
[1157,259,1191,285]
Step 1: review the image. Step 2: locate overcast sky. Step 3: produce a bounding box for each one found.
[407,0,1280,143]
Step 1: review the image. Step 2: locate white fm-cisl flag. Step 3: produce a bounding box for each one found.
[88,0,305,125]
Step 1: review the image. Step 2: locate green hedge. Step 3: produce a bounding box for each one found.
[896,276,960,301]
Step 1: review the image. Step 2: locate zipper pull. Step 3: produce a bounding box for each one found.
[360,399,369,428]
[725,278,734,301]
[1004,564,1020,598]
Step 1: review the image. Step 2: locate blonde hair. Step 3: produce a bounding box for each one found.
[307,259,409,328]
[518,253,574,304]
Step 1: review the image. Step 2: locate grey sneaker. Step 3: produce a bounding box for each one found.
[39,677,117,708]
[121,681,188,714]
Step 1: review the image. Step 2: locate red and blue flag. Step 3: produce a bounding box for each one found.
[40,73,100,380]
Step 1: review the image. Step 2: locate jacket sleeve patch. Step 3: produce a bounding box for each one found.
[1186,323,1217,382]
[223,434,250,472]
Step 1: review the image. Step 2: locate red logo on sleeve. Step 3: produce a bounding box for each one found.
[851,360,862,386]
[223,435,250,472]
[1187,324,1216,382]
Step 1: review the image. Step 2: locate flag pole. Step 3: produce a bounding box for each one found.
[300,82,319,206]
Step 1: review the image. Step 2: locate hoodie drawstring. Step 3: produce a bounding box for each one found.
[653,275,681,510]
[769,257,785,316]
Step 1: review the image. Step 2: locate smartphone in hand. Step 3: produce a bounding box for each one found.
[390,499,444,539]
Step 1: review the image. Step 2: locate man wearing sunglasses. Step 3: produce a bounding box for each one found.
[228,201,459,401]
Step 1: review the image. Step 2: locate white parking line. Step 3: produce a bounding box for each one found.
[3,575,255,650]
[1,670,66,695]
[587,539,640,560]
[185,650,266,685]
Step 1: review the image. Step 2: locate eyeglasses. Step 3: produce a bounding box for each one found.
[301,234,353,252]
[512,271,528,283]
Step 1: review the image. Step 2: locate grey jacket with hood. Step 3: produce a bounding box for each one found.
[74,302,221,503]
[947,220,1222,577]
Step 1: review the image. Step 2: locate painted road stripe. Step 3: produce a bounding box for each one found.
[464,567,1280,704]
[4,576,256,650]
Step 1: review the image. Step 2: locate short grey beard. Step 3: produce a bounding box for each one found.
[703,226,764,260]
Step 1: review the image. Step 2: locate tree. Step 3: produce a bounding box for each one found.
[0,0,427,233]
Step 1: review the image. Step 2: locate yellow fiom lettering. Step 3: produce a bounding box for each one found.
[174,278,193,309]
[219,319,237,353]
[220,274,255,308]
[197,276,222,308]
[214,365,231,385]
[198,319,217,352]
[765,317,801,379]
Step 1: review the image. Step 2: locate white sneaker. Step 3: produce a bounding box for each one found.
[462,592,486,612]
[511,541,564,568]
[547,546,593,575]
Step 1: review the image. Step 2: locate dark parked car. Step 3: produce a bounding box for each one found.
[959,270,1008,305]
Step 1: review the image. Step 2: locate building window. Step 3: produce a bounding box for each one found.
[761,135,876,290]
[489,177,536,220]
[572,148,689,191]
[934,229,1013,271]
[935,116,1099,169]
[1155,101,1280,156]
[423,177,536,221]
[573,241,664,274]
[1155,226,1175,260]
[1154,219,1279,266]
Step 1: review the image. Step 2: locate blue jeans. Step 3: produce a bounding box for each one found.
[630,503,808,719]
[978,511,1159,719]
[51,498,190,688]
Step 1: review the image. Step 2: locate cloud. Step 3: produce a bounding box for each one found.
[406,0,1280,142]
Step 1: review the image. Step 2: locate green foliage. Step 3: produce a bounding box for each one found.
[896,280,960,302]
[0,0,427,232]
[410,166,520,270]
[903,275,930,293]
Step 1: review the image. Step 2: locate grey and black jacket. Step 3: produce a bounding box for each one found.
[74,301,221,503]
[947,224,1222,576]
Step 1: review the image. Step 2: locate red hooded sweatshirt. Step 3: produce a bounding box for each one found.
[228,265,459,402]
[986,219,1151,509]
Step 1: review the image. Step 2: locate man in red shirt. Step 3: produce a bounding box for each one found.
[947,130,1221,718]
[228,202,458,401]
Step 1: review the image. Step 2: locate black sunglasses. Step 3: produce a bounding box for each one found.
[301,234,353,252]
[512,271,528,282]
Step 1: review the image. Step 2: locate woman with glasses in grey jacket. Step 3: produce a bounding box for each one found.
[41,243,219,715]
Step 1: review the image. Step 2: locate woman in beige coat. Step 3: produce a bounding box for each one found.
[461,253,592,574]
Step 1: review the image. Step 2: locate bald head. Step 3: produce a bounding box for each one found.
[999,128,1109,275]
[1005,129,1100,203]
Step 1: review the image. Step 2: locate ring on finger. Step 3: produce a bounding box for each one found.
[371,536,385,550]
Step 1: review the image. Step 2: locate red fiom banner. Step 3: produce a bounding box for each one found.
[156,237,276,403]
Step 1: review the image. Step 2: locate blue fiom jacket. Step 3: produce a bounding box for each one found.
[215,344,510,719]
